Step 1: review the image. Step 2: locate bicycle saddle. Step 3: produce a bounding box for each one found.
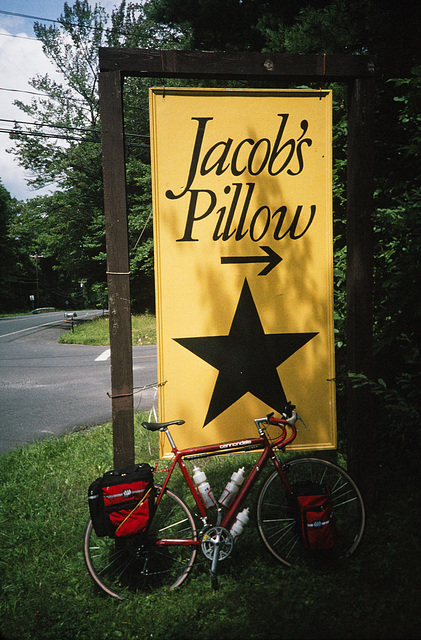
[141,420,185,432]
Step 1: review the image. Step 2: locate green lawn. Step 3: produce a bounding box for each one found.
[0,415,419,640]
[59,313,156,346]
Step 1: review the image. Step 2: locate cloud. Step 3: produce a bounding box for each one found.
[0,27,64,200]
[0,1,133,201]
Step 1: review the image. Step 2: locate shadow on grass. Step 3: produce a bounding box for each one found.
[0,418,419,640]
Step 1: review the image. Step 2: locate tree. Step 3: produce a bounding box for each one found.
[255,0,421,468]
[7,1,420,462]
[139,0,421,485]
[10,1,106,190]
[145,0,319,51]
[0,182,20,312]
[8,1,165,311]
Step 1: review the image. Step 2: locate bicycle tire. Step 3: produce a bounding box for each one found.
[256,458,365,566]
[83,485,198,599]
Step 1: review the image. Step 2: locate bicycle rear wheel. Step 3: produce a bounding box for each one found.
[83,486,198,599]
[257,458,365,566]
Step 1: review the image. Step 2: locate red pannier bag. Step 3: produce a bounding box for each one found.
[88,463,155,538]
[291,480,337,550]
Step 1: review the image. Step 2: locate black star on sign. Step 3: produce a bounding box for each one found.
[174,279,318,427]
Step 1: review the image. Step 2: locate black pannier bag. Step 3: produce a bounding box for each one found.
[88,463,155,538]
[290,480,337,550]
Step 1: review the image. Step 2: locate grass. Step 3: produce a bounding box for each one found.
[0,415,420,640]
[58,313,156,346]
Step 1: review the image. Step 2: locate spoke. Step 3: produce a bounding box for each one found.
[257,460,364,567]
[262,517,295,524]
[332,494,358,509]
[265,520,296,544]
[317,464,328,484]
[159,517,189,533]
[284,535,300,558]
[330,478,348,494]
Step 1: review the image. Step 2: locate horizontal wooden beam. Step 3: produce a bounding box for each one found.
[99,48,374,81]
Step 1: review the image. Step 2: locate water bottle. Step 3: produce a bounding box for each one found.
[192,466,216,508]
[218,467,245,507]
[230,507,250,541]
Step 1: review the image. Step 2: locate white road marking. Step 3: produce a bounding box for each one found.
[95,348,111,361]
[0,319,64,338]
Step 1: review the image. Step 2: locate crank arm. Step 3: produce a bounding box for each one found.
[209,531,221,589]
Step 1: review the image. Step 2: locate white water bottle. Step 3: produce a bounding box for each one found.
[218,467,245,507]
[230,507,250,541]
[192,466,216,508]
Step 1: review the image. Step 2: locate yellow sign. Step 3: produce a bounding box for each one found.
[149,88,336,456]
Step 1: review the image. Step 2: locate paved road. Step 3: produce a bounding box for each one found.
[0,312,158,454]
[0,309,100,343]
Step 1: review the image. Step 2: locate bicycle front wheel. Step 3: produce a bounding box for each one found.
[257,458,365,567]
[83,486,198,599]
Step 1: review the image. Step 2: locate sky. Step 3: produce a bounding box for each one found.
[0,0,118,201]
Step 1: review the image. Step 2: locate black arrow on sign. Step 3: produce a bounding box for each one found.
[221,245,283,276]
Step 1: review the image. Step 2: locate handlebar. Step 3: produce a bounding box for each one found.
[264,401,297,426]
[255,401,308,435]
[282,400,296,418]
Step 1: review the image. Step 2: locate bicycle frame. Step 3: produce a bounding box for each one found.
[85,408,365,598]
[152,415,298,543]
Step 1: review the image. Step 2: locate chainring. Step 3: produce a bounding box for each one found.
[201,526,234,561]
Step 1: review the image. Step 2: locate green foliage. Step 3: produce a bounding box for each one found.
[0,419,419,640]
[0,182,20,312]
[58,313,157,345]
[254,1,421,448]
[367,68,421,446]
[5,1,109,310]
[10,1,107,189]
[257,0,421,77]
[3,0,421,449]
[349,366,420,453]
[258,0,371,56]
[5,1,163,312]
[7,183,106,310]
[145,0,265,50]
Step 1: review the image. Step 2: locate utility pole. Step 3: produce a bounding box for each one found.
[30,253,44,309]
[79,278,88,308]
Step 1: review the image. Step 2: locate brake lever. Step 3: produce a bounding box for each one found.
[296,412,309,431]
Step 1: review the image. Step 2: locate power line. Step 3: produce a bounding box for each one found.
[0,8,133,37]
[0,7,149,146]
[0,126,150,148]
[0,9,58,24]
[0,118,150,139]
[0,32,38,42]
[0,86,94,107]
[0,86,50,98]
[0,127,97,143]
[0,117,100,134]
[0,8,102,45]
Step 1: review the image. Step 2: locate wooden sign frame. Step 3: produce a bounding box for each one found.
[98,49,374,477]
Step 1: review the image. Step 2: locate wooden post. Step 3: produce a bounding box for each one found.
[99,69,135,468]
[98,50,375,478]
[346,76,376,493]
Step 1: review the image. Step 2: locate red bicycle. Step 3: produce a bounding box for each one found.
[83,403,365,599]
